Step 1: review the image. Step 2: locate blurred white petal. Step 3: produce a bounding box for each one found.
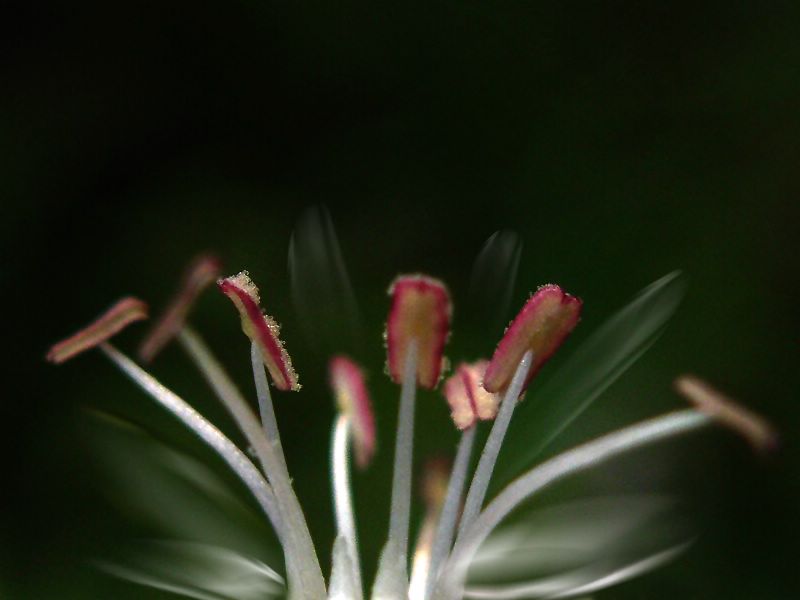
[464,541,691,599]
[96,540,284,600]
[468,496,676,581]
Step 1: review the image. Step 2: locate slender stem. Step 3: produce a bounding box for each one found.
[178,327,276,474]
[98,343,282,536]
[389,340,419,561]
[331,415,363,598]
[329,535,360,600]
[372,341,419,599]
[423,426,477,600]
[251,341,288,473]
[434,410,711,600]
[456,351,532,542]
[170,328,327,599]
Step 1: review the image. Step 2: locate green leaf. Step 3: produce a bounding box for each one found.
[497,271,688,482]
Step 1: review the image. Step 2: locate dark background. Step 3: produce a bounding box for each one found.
[2,2,798,598]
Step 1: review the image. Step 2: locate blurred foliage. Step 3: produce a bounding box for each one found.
[2,1,798,598]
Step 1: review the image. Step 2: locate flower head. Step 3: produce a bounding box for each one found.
[48,229,774,600]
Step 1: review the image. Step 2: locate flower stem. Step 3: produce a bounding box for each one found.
[423,426,476,600]
[456,351,532,543]
[98,343,282,535]
[331,415,363,598]
[435,409,711,600]
[372,341,418,598]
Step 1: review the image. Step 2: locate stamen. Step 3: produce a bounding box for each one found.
[331,415,363,598]
[385,275,451,390]
[219,271,300,392]
[435,410,711,600]
[329,355,376,469]
[139,254,222,362]
[46,297,148,364]
[674,375,777,453]
[373,341,419,598]
[456,351,533,542]
[483,285,581,393]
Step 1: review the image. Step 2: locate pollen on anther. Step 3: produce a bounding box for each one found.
[329,355,376,469]
[46,297,148,364]
[483,284,582,393]
[443,361,499,430]
[218,271,300,392]
[385,274,452,390]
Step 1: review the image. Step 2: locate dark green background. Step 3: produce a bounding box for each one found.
[3,2,798,598]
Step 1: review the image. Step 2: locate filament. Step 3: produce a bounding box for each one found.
[251,342,289,473]
[424,426,477,599]
[98,343,282,535]
[456,351,532,542]
[331,415,363,598]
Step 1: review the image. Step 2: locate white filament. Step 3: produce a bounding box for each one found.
[98,343,282,534]
[372,341,419,598]
[456,351,532,542]
[331,415,363,598]
[113,334,327,599]
[251,341,289,473]
[329,535,361,600]
[423,426,477,599]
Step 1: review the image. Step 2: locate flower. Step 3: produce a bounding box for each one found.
[47,230,773,600]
